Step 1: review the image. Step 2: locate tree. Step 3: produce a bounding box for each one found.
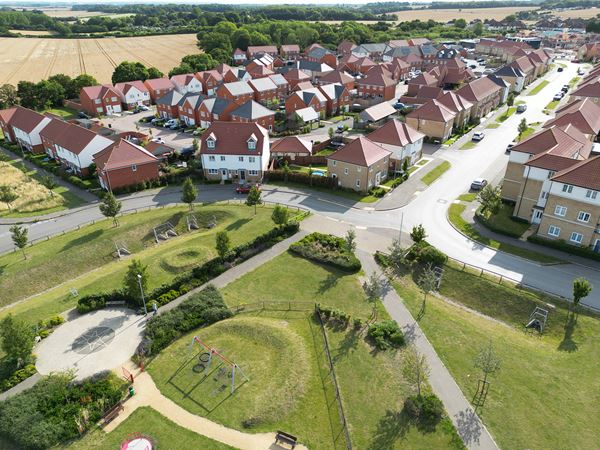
[246,185,262,215]
[572,277,592,315]
[455,18,467,29]
[271,204,289,227]
[410,224,427,244]
[474,340,501,384]
[417,264,438,305]
[363,271,382,319]
[0,84,19,109]
[215,231,231,259]
[473,21,484,36]
[0,185,18,212]
[181,177,198,211]
[518,118,528,139]
[328,127,334,139]
[506,92,515,108]
[387,238,408,276]
[17,81,37,109]
[477,184,502,216]
[402,159,409,178]
[0,314,35,367]
[39,174,57,197]
[10,225,28,260]
[147,67,164,79]
[179,53,217,72]
[112,61,150,84]
[72,74,98,97]
[282,160,291,183]
[192,138,199,152]
[99,192,122,227]
[345,229,357,252]
[48,74,75,99]
[123,259,149,307]
[402,346,430,396]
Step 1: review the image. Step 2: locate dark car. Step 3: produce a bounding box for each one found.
[235,183,260,194]
[393,102,406,110]
[557,67,564,72]
[78,111,90,119]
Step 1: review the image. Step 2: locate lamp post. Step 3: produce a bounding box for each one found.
[137,274,147,316]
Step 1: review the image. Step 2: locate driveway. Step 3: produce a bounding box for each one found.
[35,307,145,380]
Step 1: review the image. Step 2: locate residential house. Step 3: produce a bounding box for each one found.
[233,48,247,64]
[316,70,355,91]
[197,97,236,128]
[94,139,160,191]
[216,81,255,106]
[0,107,17,143]
[144,78,175,103]
[281,44,301,60]
[196,70,223,95]
[337,40,356,56]
[248,78,279,105]
[544,98,600,141]
[577,43,600,62]
[268,74,290,99]
[156,90,183,119]
[4,106,51,153]
[247,46,278,59]
[230,100,276,131]
[406,99,456,140]
[353,57,378,75]
[198,122,270,182]
[306,47,337,68]
[293,81,315,92]
[292,107,320,126]
[359,102,397,126]
[352,43,388,61]
[437,91,473,129]
[456,75,508,120]
[247,64,275,79]
[356,71,397,102]
[317,83,351,116]
[285,88,327,117]
[509,55,535,86]
[113,80,151,110]
[41,119,114,175]
[367,119,425,170]
[570,77,600,105]
[327,136,391,192]
[170,74,202,95]
[177,93,206,127]
[39,117,71,159]
[296,60,334,81]
[270,136,312,159]
[80,85,122,116]
[495,65,526,93]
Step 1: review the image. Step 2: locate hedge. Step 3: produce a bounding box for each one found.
[140,286,232,356]
[267,170,336,189]
[367,320,405,350]
[77,222,301,313]
[289,232,361,272]
[0,364,36,393]
[527,235,600,262]
[474,210,522,239]
[406,241,448,267]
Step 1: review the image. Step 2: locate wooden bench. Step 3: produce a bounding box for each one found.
[275,430,298,449]
[102,402,124,425]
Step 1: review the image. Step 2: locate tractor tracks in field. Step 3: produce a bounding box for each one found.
[2,39,43,84]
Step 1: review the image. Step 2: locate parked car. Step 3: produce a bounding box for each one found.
[142,114,156,122]
[471,178,488,191]
[393,102,405,110]
[469,64,477,69]
[151,117,163,124]
[517,104,527,113]
[78,111,90,119]
[235,183,260,194]
[506,143,515,154]
[561,85,569,93]
[135,104,150,112]
[557,67,564,72]
[164,119,178,128]
[472,131,485,141]
[553,93,563,101]
[577,68,584,75]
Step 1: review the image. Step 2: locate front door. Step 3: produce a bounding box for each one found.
[532,209,543,224]
[239,170,246,182]
[594,239,600,253]
[375,171,381,185]
[221,169,228,181]
[106,105,113,115]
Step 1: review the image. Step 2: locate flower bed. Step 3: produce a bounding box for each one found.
[289,232,361,272]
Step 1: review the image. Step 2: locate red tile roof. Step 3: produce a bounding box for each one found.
[271,136,312,154]
[93,139,157,171]
[7,106,47,133]
[456,76,503,102]
[544,98,600,135]
[551,155,600,191]
[199,122,269,156]
[328,136,391,167]
[367,119,424,147]
[407,99,456,123]
[144,78,174,91]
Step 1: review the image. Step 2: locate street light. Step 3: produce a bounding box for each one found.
[137,274,147,316]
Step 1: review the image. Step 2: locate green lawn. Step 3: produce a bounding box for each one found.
[391,263,600,450]
[44,106,78,120]
[289,164,328,175]
[518,126,536,141]
[496,106,516,122]
[64,407,234,450]
[527,80,549,96]
[448,203,560,264]
[478,203,530,238]
[545,99,560,110]
[0,205,279,324]
[459,141,477,150]
[314,148,335,156]
[457,192,477,202]
[486,123,500,129]
[420,161,451,186]
[569,76,580,87]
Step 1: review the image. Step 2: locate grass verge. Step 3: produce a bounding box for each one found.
[420,161,451,186]
[477,203,529,238]
[459,141,477,150]
[496,107,516,122]
[447,203,560,264]
[545,99,560,110]
[527,80,549,96]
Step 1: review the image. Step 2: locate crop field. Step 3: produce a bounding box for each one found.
[0,34,199,84]
[392,6,538,22]
[550,7,600,19]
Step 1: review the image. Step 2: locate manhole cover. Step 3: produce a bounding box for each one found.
[72,326,115,355]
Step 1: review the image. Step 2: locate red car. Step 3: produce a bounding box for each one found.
[235,183,260,194]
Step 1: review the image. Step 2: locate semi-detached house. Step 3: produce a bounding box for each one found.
[216,81,255,106]
[366,119,425,171]
[144,77,175,103]
[113,80,151,110]
[170,74,202,95]
[3,106,51,153]
[80,85,122,117]
[198,122,270,183]
[156,90,183,119]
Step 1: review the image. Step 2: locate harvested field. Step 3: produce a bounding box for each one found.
[550,7,600,19]
[392,6,538,22]
[0,34,199,84]
[8,30,56,36]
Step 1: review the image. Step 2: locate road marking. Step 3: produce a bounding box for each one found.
[356,226,367,230]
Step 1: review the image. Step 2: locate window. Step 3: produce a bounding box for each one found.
[570,232,583,244]
[96,107,103,113]
[577,211,591,223]
[248,140,256,150]
[356,179,360,187]
[249,157,256,163]
[554,205,567,217]
[548,225,561,237]
[208,168,218,174]
[220,156,226,161]
[111,97,117,102]
[541,191,548,199]
[332,160,336,166]
[547,171,555,179]
[131,164,137,172]
[208,156,215,161]
[562,184,573,193]
[206,139,215,149]
[239,156,244,162]
[94,99,101,104]
[249,170,259,175]
[344,168,349,175]
[586,189,598,199]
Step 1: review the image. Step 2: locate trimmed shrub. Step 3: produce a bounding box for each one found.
[77,290,128,313]
[267,170,337,189]
[368,320,405,350]
[527,235,600,262]
[406,241,447,267]
[369,187,386,198]
[403,393,444,429]
[289,232,361,272]
[0,364,36,393]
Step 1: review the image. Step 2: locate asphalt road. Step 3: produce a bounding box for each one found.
[3,60,599,310]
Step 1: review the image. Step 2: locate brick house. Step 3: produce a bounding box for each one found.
[247,45,278,59]
[270,136,312,159]
[216,81,255,106]
[283,68,311,90]
[317,70,355,91]
[233,48,247,64]
[197,97,236,128]
[317,83,351,116]
[247,64,275,79]
[437,91,473,130]
[327,136,391,192]
[230,100,276,131]
[306,47,337,68]
[366,119,425,170]
[170,74,203,95]
[0,107,17,143]
[248,78,279,105]
[281,44,301,60]
[196,70,223,95]
[495,65,526,93]
[39,117,71,159]
[198,122,270,183]
[80,85,122,116]
[337,40,356,56]
[177,93,206,127]
[156,90,183,119]
[455,75,508,120]
[285,88,327,117]
[570,79,600,106]
[544,98,600,141]
[268,74,290,99]
[144,78,175,103]
[406,99,456,140]
[113,80,151,110]
[356,71,397,101]
[4,106,51,153]
[94,139,160,191]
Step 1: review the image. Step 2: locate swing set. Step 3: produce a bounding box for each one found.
[189,336,249,394]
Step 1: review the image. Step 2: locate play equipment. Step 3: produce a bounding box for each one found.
[207,214,217,229]
[114,241,131,258]
[153,222,177,243]
[189,335,249,394]
[121,434,155,450]
[433,266,444,289]
[186,213,200,231]
[526,306,549,333]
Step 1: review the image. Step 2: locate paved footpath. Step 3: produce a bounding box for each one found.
[358,249,499,450]
[107,362,308,450]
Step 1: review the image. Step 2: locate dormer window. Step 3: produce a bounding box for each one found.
[248,141,256,150]
[207,139,215,149]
